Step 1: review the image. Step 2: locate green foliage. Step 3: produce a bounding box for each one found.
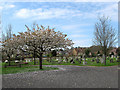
[97,51,100,54]
[47,53,52,57]
[91,52,96,57]
[116,47,120,56]
[85,49,91,57]
[51,50,57,57]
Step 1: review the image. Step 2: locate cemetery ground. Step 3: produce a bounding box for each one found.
[1,57,120,74]
[1,57,120,88]
[2,65,118,88]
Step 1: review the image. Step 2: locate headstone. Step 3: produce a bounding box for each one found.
[110,59,113,63]
[65,57,68,62]
[80,58,82,61]
[96,58,100,63]
[83,61,87,65]
[76,58,79,61]
[79,61,81,63]
[83,58,87,65]
[25,59,28,62]
[15,60,19,63]
[91,58,94,62]
[70,59,73,63]
[71,61,75,64]
[111,55,114,58]
[117,56,120,62]
[70,59,75,64]
[5,60,8,63]
[55,58,59,62]
[100,58,104,64]
[63,59,66,62]
[102,54,105,63]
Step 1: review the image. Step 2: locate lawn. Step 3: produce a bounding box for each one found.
[42,57,120,66]
[1,57,120,74]
[1,65,58,74]
[2,57,120,67]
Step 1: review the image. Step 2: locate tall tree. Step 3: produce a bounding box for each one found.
[93,16,117,65]
[19,25,73,69]
[1,24,13,65]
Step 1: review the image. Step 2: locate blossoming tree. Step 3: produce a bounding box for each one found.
[19,24,74,69]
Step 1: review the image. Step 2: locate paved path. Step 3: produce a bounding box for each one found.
[2,65,118,88]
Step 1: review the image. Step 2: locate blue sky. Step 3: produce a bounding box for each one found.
[1,2,118,47]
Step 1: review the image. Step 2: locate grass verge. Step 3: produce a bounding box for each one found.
[1,66,58,74]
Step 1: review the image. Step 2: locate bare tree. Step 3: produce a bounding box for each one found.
[93,16,117,65]
[1,24,13,65]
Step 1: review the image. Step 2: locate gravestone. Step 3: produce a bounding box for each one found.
[5,60,8,63]
[63,59,66,62]
[70,59,73,63]
[76,58,79,61]
[83,58,87,65]
[91,58,94,62]
[15,60,19,63]
[70,59,75,64]
[117,56,120,62]
[79,61,81,63]
[111,55,114,58]
[65,57,68,62]
[55,58,59,62]
[110,59,114,63]
[100,58,104,64]
[80,58,82,61]
[96,58,100,63]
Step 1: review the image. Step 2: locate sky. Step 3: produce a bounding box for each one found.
[0,1,118,47]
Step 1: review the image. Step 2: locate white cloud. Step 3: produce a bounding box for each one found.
[74,0,119,2]
[7,4,15,8]
[0,4,15,10]
[15,8,82,19]
[73,39,92,47]
[80,3,118,22]
[96,3,118,21]
[0,6,3,10]
[1,0,119,2]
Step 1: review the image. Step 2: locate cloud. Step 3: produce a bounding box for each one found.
[7,4,15,8]
[14,2,118,22]
[0,6,3,10]
[74,0,119,2]
[96,3,118,21]
[15,8,82,19]
[1,0,119,2]
[73,39,92,47]
[80,3,118,21]
[0,4,15,11]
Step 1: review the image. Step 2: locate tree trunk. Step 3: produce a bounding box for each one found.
[104,55,106,65]
[33,50,36,65]
[104,53,106,65]
[8,56,11,66]
[39,53,43,69]
[33,56,36,65]
[49,57,52,62]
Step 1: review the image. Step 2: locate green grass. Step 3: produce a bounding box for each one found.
[1,66,58,74]
[42,57,120,66]
[1,57,120,74]
[2,57,120,67]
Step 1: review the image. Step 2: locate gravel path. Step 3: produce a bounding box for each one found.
[2,65,118,88]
